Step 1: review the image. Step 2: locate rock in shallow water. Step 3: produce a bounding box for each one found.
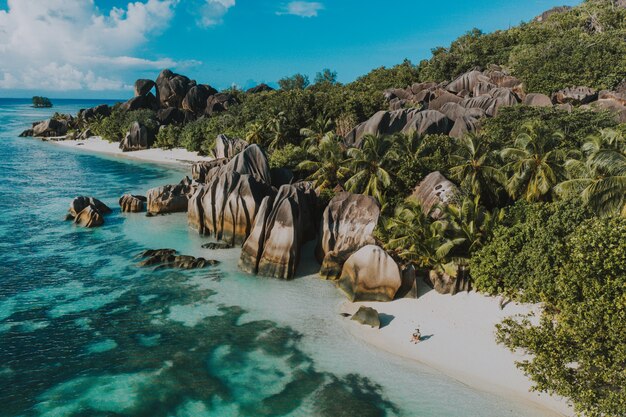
[66,196,111,228]
[73,205,105,228]
[147,177,194,214]
[137,249,219,270]
[119,194,147,213]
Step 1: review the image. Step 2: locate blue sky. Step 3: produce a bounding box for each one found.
[0,0,582,98]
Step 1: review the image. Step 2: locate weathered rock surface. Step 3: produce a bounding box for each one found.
[119,122,153,152]
[119,194,147,213]
[134,79,156,97]
[121,93,159,111]
[68,196,111,219]
[206,93,238,115]
[246,83,274,94]
[156,69,196,109]
[73,205,105,228]
[191,159,229,183]
[182,84,217,114]
[215,134,248,159]
[78,104,111,121]
[401,110,451,136]
[316,193,380,281]
[411,172,459,218]
[32,119,68,137]
[137,249,218,270]
[523,93,553,107]
[239,183,317,279]
[221,144,272,184]
[552,86,598,105]
[351,306,380,328]
[338,245,402,302]
[147,177,194,214]
[534,5,572,22]
[446,70,491,94]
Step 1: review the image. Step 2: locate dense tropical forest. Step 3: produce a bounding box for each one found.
[38,1,626,415]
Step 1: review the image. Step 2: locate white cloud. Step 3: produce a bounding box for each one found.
[198,0,235,27]
[277,1,324,18]
[0,0,182,92]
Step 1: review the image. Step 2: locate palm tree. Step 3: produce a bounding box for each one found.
[245,121,266,145]
[500,122,566,202]
[297,133,350,190]
[344,134,397,204]
[266,111,288,150]
[300,114,335,148]
[449,134,506,204]
[555,129,626,216]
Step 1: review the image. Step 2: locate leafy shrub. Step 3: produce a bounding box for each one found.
[154,125,182,149]
[470,199,592,301]
[90,107,157,142]
[497,217,626,417]
[268,144,307,170]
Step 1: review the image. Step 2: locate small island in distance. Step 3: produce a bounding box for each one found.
[31,96,53,108]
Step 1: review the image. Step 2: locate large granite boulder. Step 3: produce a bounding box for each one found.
[121,93,159,111]
[156,69,196,109]
[590,99,626,123]
[134,79,156,97]
[73,205,105,228]
[411,172,459,218]
[460,96,499,117]
[156,107,185,126]
[344,109,419,147]
[32,119,68,137]
[239,183,316,279]
[119,194,147,213]
[449,115,482,139]
[338,245,402,302]
[182,84,218,114]
[534,5,572,22]
[221,144,272,185]
[215,134,248,159]
[191,158,229,183]
[552,86,598,105]
[68,196,111,219]
[523,93,553,107]
[246,83,274,94]
[427,90,463,111]
[206,93,238,115]
[119,122,153,152]
[401,110,452,136]
[147,177,194,214]
[427,264,471,295]
[446,70,491,94]
[598,90,626,106]
[316,192,380,280]
[78,104,111,121]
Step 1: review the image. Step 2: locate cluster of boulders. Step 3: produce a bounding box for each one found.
[65,196,112,228]
[119,194,147,213]
[346,66,626,146]
[137,249,219,270]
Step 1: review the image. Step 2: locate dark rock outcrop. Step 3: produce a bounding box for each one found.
[67,196,111,228]
[351,306,380,328]
[134,79,156,97]
[156,69,196,109]
[338,245,402,302]
[156,107,185,125]
[78,104,111,121]
[119,194,147,213]
[316,192,380,280]
[191,159,229,183]
[426,264,471,295]
[206,93,238,115]
[182,85,218,114]
[401,110,452,136]
[119,122,154,152]
[214,134,248,159]
[411,172,459,218]
[121,93,159,111]
[246,83,274,94]
[147,177,194,214]
[32,119,68,137]
[73,205,105,228]
[552,86,598,105]
[345,109,419,147]
[137,249,218,270]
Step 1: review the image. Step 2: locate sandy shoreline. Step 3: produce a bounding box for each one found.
[44,134,572,416]
[340,288,573,416]
[45,136,212,166]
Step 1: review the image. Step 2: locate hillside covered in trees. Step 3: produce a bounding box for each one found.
[24,1,626,415]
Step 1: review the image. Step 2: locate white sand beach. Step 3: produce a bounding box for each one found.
[48,136,212,166]
[340,288,574,416]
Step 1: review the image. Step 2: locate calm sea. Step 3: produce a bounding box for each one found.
[0,98,555,416]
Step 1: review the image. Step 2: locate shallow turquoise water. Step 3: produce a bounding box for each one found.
[0,98,554,416]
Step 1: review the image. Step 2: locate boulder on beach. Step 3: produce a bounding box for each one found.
[239,183,317,279]
[427,264,471,295]
[119,194,147,213]
[119,122,153,152]
[78,104,111,121]
[214,134,248,160]
[147,177,194,214]
[350,306,381,328]
[316,192,380,280]
[338,245,402,302]
[32,118,67,137]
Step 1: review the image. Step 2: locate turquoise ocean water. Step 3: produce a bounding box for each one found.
[0,98,554,416]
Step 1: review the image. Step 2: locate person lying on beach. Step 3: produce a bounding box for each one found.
[411,328,421,344]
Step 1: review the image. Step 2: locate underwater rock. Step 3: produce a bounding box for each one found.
[201,242,232,250]
[137,249,219,270]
